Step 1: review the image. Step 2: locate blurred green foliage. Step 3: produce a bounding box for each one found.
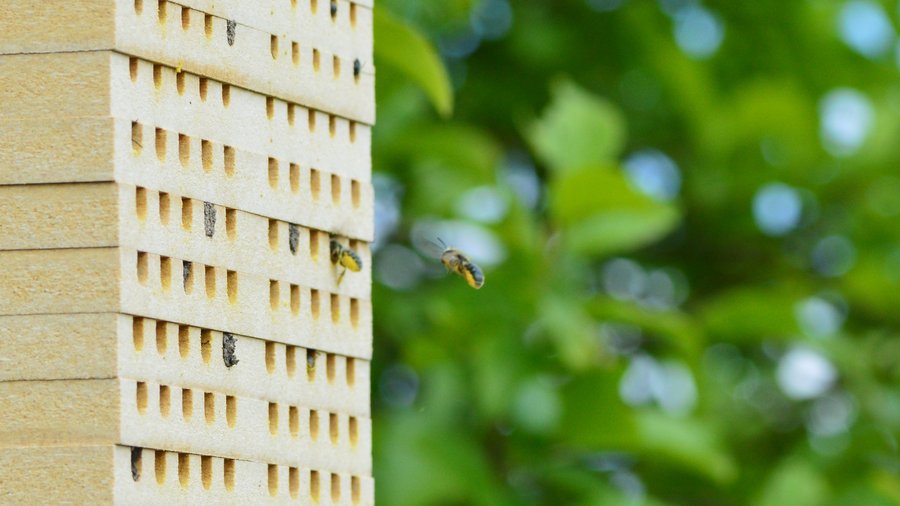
[371,0,900,504]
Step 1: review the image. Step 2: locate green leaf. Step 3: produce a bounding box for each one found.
[753,456,829,506]
[635,412,738,485]
[374,9,454,117]
[375,412,510,506]
[526,80,626,171]
[699,286,804,343]
[566,208,680,256]
[558,370,638,448]
[539,294,602,370]
[550,166,680,256]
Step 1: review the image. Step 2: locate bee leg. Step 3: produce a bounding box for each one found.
[337,267,346,286]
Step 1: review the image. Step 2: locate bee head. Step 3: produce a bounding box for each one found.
[440,249,462,269]
[329,239,342,264]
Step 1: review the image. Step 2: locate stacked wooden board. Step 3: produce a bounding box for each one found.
[0,0,375,503]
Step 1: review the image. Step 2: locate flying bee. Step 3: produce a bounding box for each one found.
[330,239,363,285]
[436,239,485,290]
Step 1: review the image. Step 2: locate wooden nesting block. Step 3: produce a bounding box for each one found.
[0,248,373,359]
[0,117,374,241]
[0,0,374,123]
[120,126,374,242]
[122,447,375,505]
[172,0,373,64]
[0,379,372,476]
[0,445,375,505]
[0,117,115,185]
[116,55,372,183]
[0,313,372,418]
[0,183,372,297]
[120,247,373,359]
[0,313,371,418]
[0,446,116,505]
[0,248,120,316]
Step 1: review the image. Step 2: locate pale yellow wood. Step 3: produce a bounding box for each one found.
[0,0,375,499]
[114,54,372,183]
[0,0,114,54]
[0,446,115,506]
[0,51,111,119]
[171,0,373,64]
[0,0,375,122]
[0,379,120,446]
[0,183,372,297]
[0,312,371,417]
[0,248,120,316]
[0,313,119,381]
[0,445,375,505]
[0,378,370,475]
[0,118,115,184]
[119,378,372,475]
[118,247,373,359]
[0,183,119,250]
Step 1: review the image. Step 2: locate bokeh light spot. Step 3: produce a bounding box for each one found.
[620,355,697,415]
[807,391,857,436]
[811,235,857,277]
[776,347,837,400]
[753,182,802,236]
[795,296,845,338]
[471,0,513,40]
[673,6,725,59]
[602,258,646,301]
[819,88,874,157]
[839,0,894,58]
[623,149,681,201]
[455,185,509,224]
[512,377,562,434]
[379,364,420,408]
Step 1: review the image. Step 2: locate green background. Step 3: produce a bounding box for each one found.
[369,1,900,504]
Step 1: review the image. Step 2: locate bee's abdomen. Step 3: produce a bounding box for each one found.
[341,250,363,272]
[463,262,484,289]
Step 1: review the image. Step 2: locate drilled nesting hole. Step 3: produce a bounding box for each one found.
[268,157,278,188]
[290,163,300,193]
[268,402,279,435]
[269,280,279,311]
[310,169,321,200]
[205,265,216,299]
[286,346,297,378]
[331,174,341,204]
[204,392,215,425]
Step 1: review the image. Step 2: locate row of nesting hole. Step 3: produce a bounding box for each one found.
[131,316,358,385]
[131,2,363,84]
[131,448,362,503]
[134,60,362,141]
[135,0,361,32]
[134,382,359,446]
[132,251,360,326]
[133,187,364,256]
[134,59,361,140]
[135,250,361,327]
[131,125,362,207]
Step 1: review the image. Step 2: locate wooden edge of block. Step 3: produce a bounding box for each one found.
[0,313,120,382]
[0,445,115,505]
